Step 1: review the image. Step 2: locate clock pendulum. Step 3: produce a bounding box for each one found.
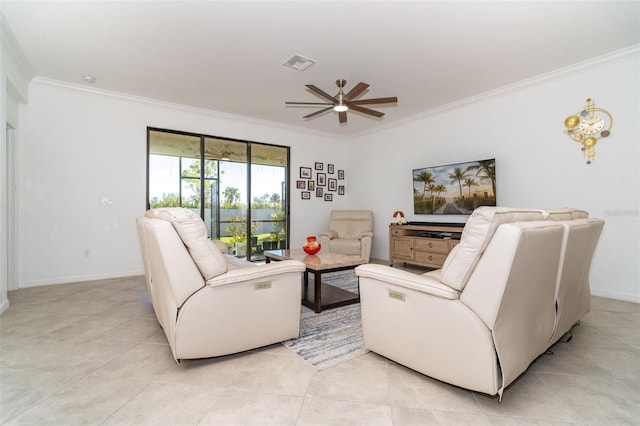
[563,98,613,164]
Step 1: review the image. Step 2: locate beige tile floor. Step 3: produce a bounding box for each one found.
[1,273,639,425]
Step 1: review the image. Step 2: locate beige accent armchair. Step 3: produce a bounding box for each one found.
[318,210,374,262]
[137,208,305,363]
[355,207,603,399]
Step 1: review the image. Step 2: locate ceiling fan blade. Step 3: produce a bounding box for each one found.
[339,111,348,124]
[305,85,338,103]
[344,82,369,101]
[349,105,385,118]
[303,107,333,119]
[349,96,398,105]
[286,101,333,105]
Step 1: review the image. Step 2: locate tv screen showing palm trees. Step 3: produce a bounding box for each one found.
[412,158,496,215]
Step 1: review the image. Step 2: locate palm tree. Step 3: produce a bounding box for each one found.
[434,184,446,210]
[223,187,241,208]
[414,171,435,200]
[269,193,281,208]
[464,178,479,198]
[467,159,496,196]
[449,167,467,201]
[427,183,440,212]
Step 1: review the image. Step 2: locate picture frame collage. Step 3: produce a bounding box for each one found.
[297,162,345,201]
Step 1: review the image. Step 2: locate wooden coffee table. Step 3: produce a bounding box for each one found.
[264,249,367,313]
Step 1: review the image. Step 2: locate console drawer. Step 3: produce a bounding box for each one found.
[414,238,449,253]
[390,228,406,237]
[414,251,448,266]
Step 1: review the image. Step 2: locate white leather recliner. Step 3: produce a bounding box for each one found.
[318,210,374,262]
[545,209,604,345]
[137,208,306,362]
[355,207,604,399]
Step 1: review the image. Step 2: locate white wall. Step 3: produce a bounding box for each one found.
[349,48,640,302]
[17,80,345,287]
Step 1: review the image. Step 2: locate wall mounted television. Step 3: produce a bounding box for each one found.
[412,158,496,215]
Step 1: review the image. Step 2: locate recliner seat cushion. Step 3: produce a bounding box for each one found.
[440,207,546,291]
[330,238,362,256]
[146,208,228,280]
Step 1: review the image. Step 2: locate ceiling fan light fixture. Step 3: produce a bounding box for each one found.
[333,105,348,112]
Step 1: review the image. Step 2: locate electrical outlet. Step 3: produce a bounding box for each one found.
[83,249,90,258]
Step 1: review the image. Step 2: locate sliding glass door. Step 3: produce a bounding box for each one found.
[147,128,289,261]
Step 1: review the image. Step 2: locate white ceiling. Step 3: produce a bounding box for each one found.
[2,0,639,138]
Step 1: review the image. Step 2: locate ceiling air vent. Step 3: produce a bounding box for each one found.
[283,54,316,71]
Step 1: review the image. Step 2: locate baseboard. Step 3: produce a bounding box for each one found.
[590,288,640,304]
[0,299,9,315]
[19,269,145,288]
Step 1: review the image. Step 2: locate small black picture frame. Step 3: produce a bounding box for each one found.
[307,180,315,190]
[301,191,310,200]
[324,193,333,202]
[316,187,323,198]
[296,180,306,189]
[338,185,345,195]
[328,164,335,174]
[338,170,345,180]
[328,178,337,191]
[300,167,312,179]
[315,162,324,171]
[317,173,326,186]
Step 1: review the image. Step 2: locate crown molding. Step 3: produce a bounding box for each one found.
[350,44,640,139]
[31,76,343,141]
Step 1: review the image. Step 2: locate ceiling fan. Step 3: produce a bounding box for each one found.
[286,79,398,124]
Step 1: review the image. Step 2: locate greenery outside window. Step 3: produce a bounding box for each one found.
[147,128,289,261]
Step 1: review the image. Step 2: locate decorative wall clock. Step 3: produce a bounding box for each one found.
[563,98,613,164]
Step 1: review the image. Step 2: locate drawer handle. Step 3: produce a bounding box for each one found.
[428,242,433,248]
[428,255,433,261]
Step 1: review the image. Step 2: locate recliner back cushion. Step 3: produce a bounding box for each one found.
[545,208,589,221]
[440,207,546,291]
[146,208,228,280]
[329,210,373,238]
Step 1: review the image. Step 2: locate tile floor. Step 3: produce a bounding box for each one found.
[1,273,639,425]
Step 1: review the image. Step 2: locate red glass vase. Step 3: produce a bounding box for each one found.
[303,235,321,255]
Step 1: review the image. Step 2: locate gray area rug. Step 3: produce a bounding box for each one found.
[282,270,369,370]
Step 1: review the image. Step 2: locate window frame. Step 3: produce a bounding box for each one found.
[146,127,291,260]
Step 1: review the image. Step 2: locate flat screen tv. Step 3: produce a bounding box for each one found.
[413,158,496,215]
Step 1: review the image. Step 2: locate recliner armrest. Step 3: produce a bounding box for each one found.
[355,264,460,300]
[318,230,338,239]
[206,260,306,287]
[357,231,374,240]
